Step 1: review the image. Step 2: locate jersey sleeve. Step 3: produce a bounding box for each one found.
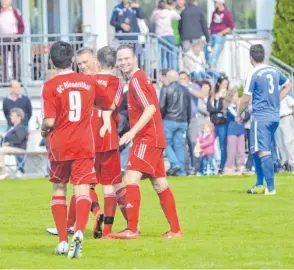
[131,76,154,108]
[278,70,289,88]
[41,83,56,119]
[244,72,255,95]
[109,77,124,108]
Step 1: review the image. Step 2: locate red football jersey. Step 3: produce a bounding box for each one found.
[92,74,124,152]
[128,70,166,148]
[41,70,113,161]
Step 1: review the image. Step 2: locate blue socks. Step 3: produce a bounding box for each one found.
[260,155,275,192]
[253,153,264,186]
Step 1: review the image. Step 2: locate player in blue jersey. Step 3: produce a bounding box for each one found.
[237,44,292,195]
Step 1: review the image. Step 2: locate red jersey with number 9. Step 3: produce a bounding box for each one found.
[41,70,112,161]
[92,74,124,152]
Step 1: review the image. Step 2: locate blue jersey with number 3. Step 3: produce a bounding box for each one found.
[244,64,289,122]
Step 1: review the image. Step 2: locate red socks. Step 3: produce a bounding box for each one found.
[67,195,76,228]
[125,184,141,233]
[90,188,100,215]
[116,187,128,222]
[103,194,117,236]
[75,195,91,233]
[51,196,67,242]
[157,187,181,233]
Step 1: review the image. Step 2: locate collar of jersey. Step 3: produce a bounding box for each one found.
[56,70,74,76]
[128,68,140,80]
[252,63,268,72]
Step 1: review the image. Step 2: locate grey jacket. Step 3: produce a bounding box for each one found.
[4,123,28,150]
[159,81,191,124]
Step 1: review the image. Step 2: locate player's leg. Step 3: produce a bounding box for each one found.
[102,185,117,237]
[114,182,128,222]
[90,185,101,216]
[68,158,96,259]
[110,170,141,239]
[49,160,70,254]
[67,188,76,232]
[151,177,182,238]
[51,182,69,254]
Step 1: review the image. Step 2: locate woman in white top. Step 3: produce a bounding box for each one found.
[150,0,180,70]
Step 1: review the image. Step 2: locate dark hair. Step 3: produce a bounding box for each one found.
[167,0,175,5]
[250,44,265,63]
[179,71,189,77]
[214,75,229,95]
[97,46,117,69]
[158,0,166,9]
[49,41,73,69]
[117,44,135,56]
[199,79,212,91]
[160,69,169,76]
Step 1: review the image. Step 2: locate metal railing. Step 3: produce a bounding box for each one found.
[113,31,294,86]
[0,33,98,88]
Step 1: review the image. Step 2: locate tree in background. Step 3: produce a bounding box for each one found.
[272,0,294,67]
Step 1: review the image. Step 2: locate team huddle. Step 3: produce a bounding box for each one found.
[41,41,182,259]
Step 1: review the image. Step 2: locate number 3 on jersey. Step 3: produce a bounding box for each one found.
[69,91,81,122]
[266,74,274,94]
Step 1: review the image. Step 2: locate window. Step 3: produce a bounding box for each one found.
[224,0,256,29]
[69,0,83,33]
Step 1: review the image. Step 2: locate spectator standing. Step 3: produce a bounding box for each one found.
[226,90,248,175]
[3,80,32,129]
[0,0,25,82]
[244,104,253,173]
[208,0,234,69]
[207,75,229,175]
[160,70,191,176]
[110,0,144,42]
[150,1,180,70]
[178,71,200,172]
[197,121,216,176]
[0,108,28,180]
[179,0,209,53]
[277,95,294,173]
[171,0,186,46]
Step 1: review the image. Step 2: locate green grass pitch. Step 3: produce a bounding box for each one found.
[0,174,293,269]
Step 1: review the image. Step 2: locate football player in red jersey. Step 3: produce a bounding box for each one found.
[110,44,182,240]
[45,48,104,238]
[76,46,128,238]
[41,41,114,258]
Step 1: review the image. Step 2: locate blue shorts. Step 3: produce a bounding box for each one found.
[250,119,279,154]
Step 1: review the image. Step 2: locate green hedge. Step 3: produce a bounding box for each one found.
[272,0,294,67]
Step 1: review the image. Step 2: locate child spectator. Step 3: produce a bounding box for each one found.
[195,121,216,176]
[226,90,249,175]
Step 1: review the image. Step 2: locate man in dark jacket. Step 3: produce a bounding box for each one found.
[179,0,209,52]
[3,80,32,129]
[110,0,144,40]
[0,108,28,180]
[159,70,191,176]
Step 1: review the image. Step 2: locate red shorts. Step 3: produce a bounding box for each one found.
[49,158,96,185]
[95,150,122,185]
[127,143,166,179]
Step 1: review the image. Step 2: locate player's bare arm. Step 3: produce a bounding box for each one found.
[236,94,251,122]
[41,118,55,138]
[100,110,112,137]
[280,81,292,100]
[119,104,156,145]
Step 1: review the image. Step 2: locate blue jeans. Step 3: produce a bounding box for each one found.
[164,120,188,176]
[160,36,177,70]
[201,155,214,175]
[206,34,226,66]
[215,124,228,170]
